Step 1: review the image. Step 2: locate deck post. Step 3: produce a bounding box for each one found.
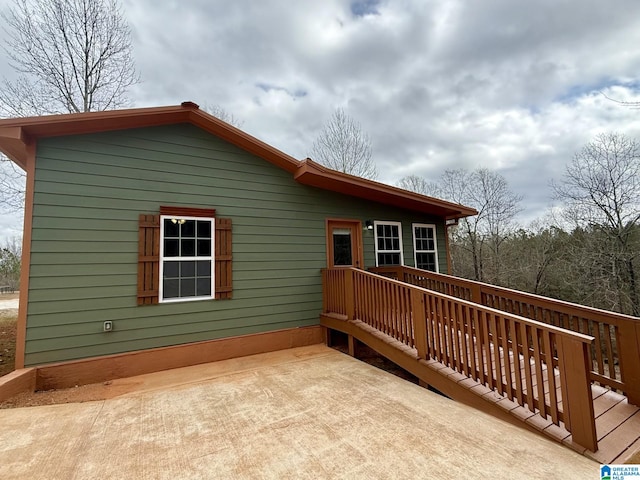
[557,335,597,452]
[345,268,355,321]
[617,320,640,405]
[411,289,428,360]
[321,269,328,313]
[323,326,331,347]
[348,335,356,357]
[471,283,483,305]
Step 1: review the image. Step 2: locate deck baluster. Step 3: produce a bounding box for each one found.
[323,267,598,452]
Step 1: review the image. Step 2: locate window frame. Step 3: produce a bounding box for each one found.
[412,223,439,272]
[159,214,216,303]
[373,220,405,267]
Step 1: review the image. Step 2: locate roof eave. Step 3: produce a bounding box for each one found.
[0,126,30,170]
[0,102,302,174]
[294,159,477,219]
[188,109,300,173]
[0,104,477,220]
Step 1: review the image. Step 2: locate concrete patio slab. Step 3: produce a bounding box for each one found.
[0,345,597,479]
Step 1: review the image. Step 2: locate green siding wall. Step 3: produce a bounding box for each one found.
[25,123,448,365]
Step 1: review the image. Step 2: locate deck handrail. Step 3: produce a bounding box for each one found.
[322,267,598,452]
[370,265,640,405]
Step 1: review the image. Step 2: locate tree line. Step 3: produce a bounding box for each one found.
[400,132,640,317]
[0,238,20,291]
[450,221,640,316]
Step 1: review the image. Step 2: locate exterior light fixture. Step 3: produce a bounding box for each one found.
[170,218,186,225]
[365,220,374,230]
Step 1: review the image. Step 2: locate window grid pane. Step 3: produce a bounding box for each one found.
[377,252,401,266]
[161,215,214,301]
[413,224,437,272]
[375,222,403,266]
[162,259,212,299]
[416,252,436,271]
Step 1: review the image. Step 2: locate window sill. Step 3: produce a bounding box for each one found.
[159,295,215,304]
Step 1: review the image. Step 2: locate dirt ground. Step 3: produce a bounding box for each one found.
[0,380,137,408]
[0,292,18,378]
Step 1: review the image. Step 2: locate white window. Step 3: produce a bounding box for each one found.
[412,223,439,272]
[159,215,215,302]
[374,221,404,266]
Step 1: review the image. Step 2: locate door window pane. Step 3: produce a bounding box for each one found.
[333,229,353,266]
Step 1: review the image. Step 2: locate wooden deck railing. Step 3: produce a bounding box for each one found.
[370,265,640,405]
[322,267,598,451]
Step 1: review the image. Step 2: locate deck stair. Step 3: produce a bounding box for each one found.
[321,267,640,463]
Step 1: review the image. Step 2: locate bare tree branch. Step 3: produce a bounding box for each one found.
[0,0,139,212]
[437,168,522,283]
[0,160,25,212]
[1,0,139,114]
[203,104,244,128]
[396,174,439,195]
[311,108,377,180]
[397,169,521,284]
[552,132,640,315]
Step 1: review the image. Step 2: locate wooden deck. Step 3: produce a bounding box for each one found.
[371,265,640,405]
[324,314,640,463]
[322,267,640,462]
[589,386,640,463]
[493,339,640,463]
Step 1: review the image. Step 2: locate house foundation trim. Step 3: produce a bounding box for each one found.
[2,325,322,395]
[0,368,37,403]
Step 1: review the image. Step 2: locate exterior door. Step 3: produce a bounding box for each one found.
[326,219,364,268]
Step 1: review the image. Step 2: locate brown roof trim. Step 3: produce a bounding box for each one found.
[0,126,30,170]
[0,102,301,173]
[295,159,477,219]
[0,102,477,219]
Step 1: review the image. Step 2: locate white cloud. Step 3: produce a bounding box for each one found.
[3,0,640,239]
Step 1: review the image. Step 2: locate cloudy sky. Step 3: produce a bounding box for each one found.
[3,0,640,242]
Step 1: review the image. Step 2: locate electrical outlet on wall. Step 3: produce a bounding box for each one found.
[103,321,113,332]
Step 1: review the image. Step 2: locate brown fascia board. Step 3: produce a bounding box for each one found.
[0,102,302,174]
[0,102,477,219]
[0,105,194,168]
[0,126,30,170]
[294,159,478,219]
[187,109,300,173]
